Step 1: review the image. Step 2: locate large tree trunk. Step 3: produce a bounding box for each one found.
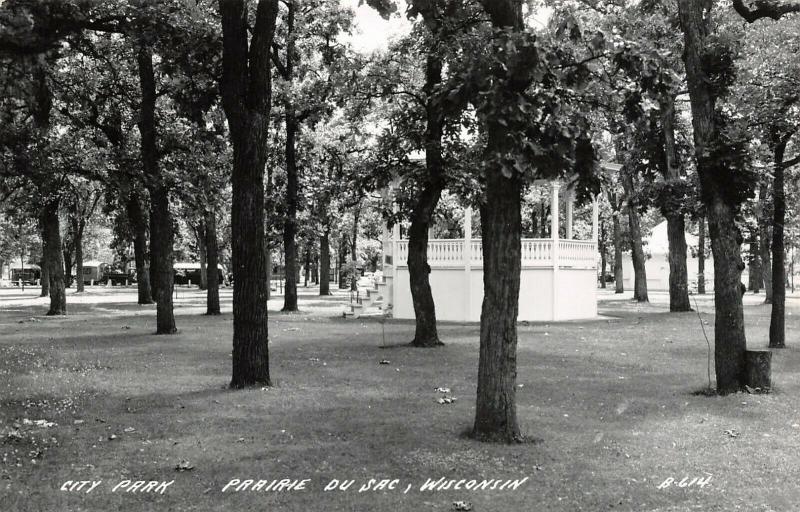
[320,226,331,295]
[282,1,299,312]
[659,94,690,311]
[205,209,220,315]
[769,141,787,348]
[282,104,299,311]
[472,0,525,443]
[42,199,66,315]
[679,0,747,394]
[698,214,706,294]
[137,42,176,334]
[622,172,648,302]
[220,0,278,388]
[127,190,153,304]
[148,209,159,297]
[473,163,523,443]
[408,52,446,348]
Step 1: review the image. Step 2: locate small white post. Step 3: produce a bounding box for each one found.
[566,188,574,240]
[463,205,472,322]
[551,181,560,321]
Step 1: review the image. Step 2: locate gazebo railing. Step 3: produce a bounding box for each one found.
[395,238,596,269]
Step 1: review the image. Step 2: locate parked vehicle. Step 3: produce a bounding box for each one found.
[102,268,137,285]
[174,262,226,285]
[10,265,41,285]
[81,261,107,284]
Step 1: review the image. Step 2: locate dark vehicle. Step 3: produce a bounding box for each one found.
[11,265,41,285]
[174,262,226,286]
[102,268,137,285]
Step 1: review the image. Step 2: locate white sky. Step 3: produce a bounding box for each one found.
[341,0,412,53]
[342,1,553,53]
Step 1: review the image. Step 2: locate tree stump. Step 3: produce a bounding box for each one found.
[745,350,772,392]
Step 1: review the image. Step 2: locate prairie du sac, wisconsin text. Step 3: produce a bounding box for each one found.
[220,476,530,493]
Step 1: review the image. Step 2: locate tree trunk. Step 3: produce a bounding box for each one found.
[407,178,445,347]
[622,172,648,302]
[471,0,525,444]
[75,222,85,293]
[220,0,278,388]
[473,163,523,443]
[769,141,787,348]
[137,42,176,334]
[198,222,208,290]
[760,224,773,303]
[40,255,49,296]
[599,218,607,288]
[282,1,299,312]
[659,94,690,311]
[127,190,153,304]
[42,199,66,315]
[350,205,361,292]
[665,214,690,310]
[39,222,49,296]
[679,0,747,394]
[265,247,272,300]
[148,211,159,297]
[303,245,310,287]
[612,210,624,293]
[338,236,348,289]
[757,182,773,302]
[320,227,331,295]
[408,52,446,348]
[748,228,761,292]
[205,209,220,315]
[63,245,73,289]
[698,214,706,294]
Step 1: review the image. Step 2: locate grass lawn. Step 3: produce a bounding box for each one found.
[1,285,800,511]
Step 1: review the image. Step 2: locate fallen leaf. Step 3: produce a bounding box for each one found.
[175,460,194,472]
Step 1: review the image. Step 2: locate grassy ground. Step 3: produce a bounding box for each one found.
[1,284,800,511]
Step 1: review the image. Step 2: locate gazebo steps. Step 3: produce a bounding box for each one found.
[342,284,387,319]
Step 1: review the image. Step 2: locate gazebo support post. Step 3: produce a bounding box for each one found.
[551,181,560,321]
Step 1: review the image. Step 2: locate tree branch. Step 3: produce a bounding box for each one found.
[732,0,800,22]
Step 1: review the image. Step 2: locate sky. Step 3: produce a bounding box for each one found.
[341,0,412,53]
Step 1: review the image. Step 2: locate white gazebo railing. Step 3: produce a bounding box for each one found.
[395,238,596,269]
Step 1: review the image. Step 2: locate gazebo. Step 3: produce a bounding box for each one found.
[378,180,600,322]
